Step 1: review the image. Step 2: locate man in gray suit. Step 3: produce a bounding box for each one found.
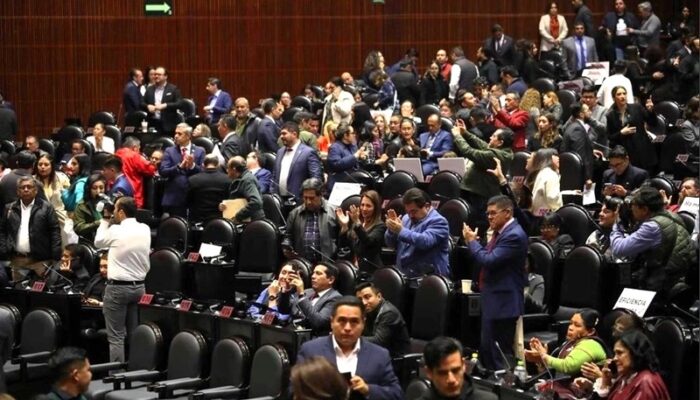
[562,22,598,77]
[277,262,341,336]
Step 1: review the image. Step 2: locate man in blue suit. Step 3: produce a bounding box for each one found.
[159,123,205,217]
[462,195,528,370]
[419,114,453,176]
[122,68,143,115]
[326,123,367,192]
[246,151,272,194]
[202,77,232,125]
[272,121,323,201]
[296,296,403,400]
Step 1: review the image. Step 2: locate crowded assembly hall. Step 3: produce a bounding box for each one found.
[0,0,698,399]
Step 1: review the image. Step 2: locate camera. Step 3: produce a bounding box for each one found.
[95,194,116,214]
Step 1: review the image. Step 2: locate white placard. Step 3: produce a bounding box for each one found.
[394,158,425,182]
[613,288,656,317]
[438,157,466,176]
[679,196,699,216]
[582,61,610,85]
[198,243,222,258]
[328,182,362,208]
[582,183,596,205]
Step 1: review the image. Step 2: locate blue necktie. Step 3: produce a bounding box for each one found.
[578,38,586,71]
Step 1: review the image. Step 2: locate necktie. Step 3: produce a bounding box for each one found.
[479,231,500,289]
[578,38,586,71]
[181,147,187,160]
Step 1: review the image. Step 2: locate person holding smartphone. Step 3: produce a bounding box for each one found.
[248,263,297,323]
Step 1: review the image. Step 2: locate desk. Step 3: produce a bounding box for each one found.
[258,323,311,362]
[218,316,258,352]
[458,292,482,350]
[139,303,179,344]
[185,261,237,302]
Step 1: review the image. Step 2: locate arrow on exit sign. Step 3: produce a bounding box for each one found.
[145,0,172,16]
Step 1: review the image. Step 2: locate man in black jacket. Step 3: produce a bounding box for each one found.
[0,176,61,281]
[188,154,231,223]
[141,66,182,134]
[0,151,46,211]
[217,114,250,163]
[355,282,409,357]
[220,156,264,223]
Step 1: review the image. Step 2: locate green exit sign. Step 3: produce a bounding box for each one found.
[145,0,172,16]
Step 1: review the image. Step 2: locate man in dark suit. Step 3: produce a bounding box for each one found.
[272,121,323,201]
[572,0,595,38]
[327,123,366,191]
[187,154,230,223]
[562,22,599,76]
[462,195,528,370]
[202,77,232,125]
[602,145,649,198]
[257,98,282,154]
[141,66,182,134]
[483,24,515,67]
[355,282,409,358]
[296,296,403,400]
[232,97,260,151]
[246,151,272,194]
[278,262,342,336]
[159,123,205,217]
[0,151,46,211]
[0,106,17,141]
[419,114,454,176]
[217,114,250,163]
[122,68,143,115]
[221,156,264,222]
[562,102,595,190]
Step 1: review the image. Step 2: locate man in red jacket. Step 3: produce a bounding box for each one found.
[491,92,529,151]
[114,136,156,208]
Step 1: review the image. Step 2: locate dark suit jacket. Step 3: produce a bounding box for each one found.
[0,169,46,211]
[227,169,264,221]
[206,90,232,124]
[419,129,454,175]
[219,132,250,163]
[602,164,649,193]
[575,4,595,38]
[363,299,410,358]
[483,35,515,66]
[468,220,528,320]
[272,143,323,200]
[253,168,272,194]
[0,107,17,140]
[562,119,595,181]
[606,103,657,170]
[122,81,142,115]
[277,288,341,335]
[159,144,205,207]
[338,222,386,273]
[327,141,359,191]
[187,168,231,223]
[257,117,281,154]
[297,336,403,400]
[141,82,183,133]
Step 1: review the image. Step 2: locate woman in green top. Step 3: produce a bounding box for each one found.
[73,174,106,243]
[525,308,607,376]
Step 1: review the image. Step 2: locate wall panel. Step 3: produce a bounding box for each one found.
[0,0,691,137]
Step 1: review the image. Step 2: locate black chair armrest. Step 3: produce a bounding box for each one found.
[111,369,162,389]
[12,351,53,365]
[90,361,126,374]
[189,386,246,400]
[393,353,423,387]
[523,313,551,332]
[148,377,204,397]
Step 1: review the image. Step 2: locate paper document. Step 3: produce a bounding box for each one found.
[221,198,248,220]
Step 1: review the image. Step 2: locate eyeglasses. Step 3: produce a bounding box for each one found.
[18,185,35,191]
[486,208,510,216]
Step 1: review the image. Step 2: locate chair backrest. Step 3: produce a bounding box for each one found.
[209,337,250,389]
[237,219,280,274]
[166,330,208,380]
[180,98,196,118]
[79,138,95,157]
[597,308,634,351]
[658,130,690,174]
[262,194,286,228]
[104,124,122,148]
[646,114,666,136]
[528,239,555,310]
[416,104,440,123]
[654,101,682,125]
[201,218,238,259]
[558,246,605,311]
[340,194,361,213]
[437,199,471,238]
[88,111,116,127]
[286,258,312,289]
[556,89,577,123]
[38,139,56,158]
[334,260,358,296]
[382,171,417,199]
[127,322,164,371]
[509,151,530,180]
[124,111,148,127]
[0,140,16,157]
[155,216,189,253]
[653,317,692,400]
[291,95,312,111]
[349,169,376,191]
[282,107,302,123]
[372,267,406,315]
[248,344,290,398]
[555,204,597,246]
[411,275,451,340]
[559,151,584,191]
[21,308,62,355]
[440,117,454,132]
[73,242,98,277]
[260,152,276,171]
[90,151,113,173]
[0,304,19,363]
[383,197,405,216]
[677,211,695,234]
[405,378,432,400]
[647,175,677,201]
[146,247,184,294]
[428,170,462,203]
[192,136,215,154]
[531,77,556,94]
[151,136,176,151]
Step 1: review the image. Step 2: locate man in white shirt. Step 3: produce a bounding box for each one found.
[94,196,151,362]
[597,60,634,109]
[296,296,403,400]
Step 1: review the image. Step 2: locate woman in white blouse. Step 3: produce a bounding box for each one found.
[86,123,115,154]
[525,148,562,217]
[539,2,569,53]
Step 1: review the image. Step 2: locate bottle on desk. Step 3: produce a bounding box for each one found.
[514,360,528,382]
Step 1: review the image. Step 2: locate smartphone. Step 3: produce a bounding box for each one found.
[608,361,617,375]
[341,372,352,383]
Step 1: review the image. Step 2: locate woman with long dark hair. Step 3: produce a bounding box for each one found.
[73,174,107,242]
[528,113,562,153]
[61,153,91,212]
[336,190,386,273]
[34,153,70,238]
[419,60,449,106]
[605,86,657,172]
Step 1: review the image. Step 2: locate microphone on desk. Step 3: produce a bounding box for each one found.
[43,262,75,293]
[307,245,335,265]
[360,257,383,272]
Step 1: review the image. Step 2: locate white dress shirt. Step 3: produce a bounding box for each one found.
[16,200,34,254]
[332,335,361,376]
[154,85,165,119]
[94,218,151,281]
[278,140,300,195]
